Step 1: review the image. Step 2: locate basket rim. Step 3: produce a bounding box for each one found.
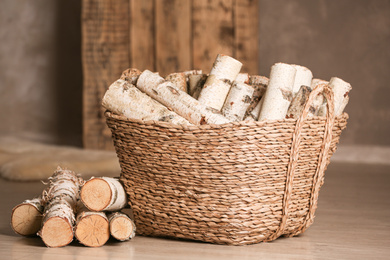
[104,110,348,130]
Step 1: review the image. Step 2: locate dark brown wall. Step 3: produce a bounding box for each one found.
[0,0,389,146]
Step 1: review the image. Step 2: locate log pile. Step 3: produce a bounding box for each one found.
[11,167,135,247]
[102,54,351,124]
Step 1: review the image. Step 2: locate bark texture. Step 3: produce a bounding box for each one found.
[222,82,254,121]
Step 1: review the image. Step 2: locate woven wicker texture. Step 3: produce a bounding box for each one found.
[105,84,348,245]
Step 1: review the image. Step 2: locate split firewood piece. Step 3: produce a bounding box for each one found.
[329,77,352,116]
[309,79,327,117]
[244,75,269,120]
[291,65,313,96]
[235,73,250,84]
[75,204,110,247]
[107,212,136,241]
[188,74,208,99]
[38,167,82,247]
[258,63,296,121]
[165,72,187,93]
[137,70,231,125]
[286,85,312,119]
[102,79,191,125]
[11,197,44,236]
[198,54,243,110]
[222,82,255,122]
[120,68,142,85]
[80,177,128,212]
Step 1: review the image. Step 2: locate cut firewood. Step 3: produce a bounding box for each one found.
[11,197,43,236]
[286,85,312,119]
[222,81,254,122]
[75,204,110,247]
[309,79,327,117]
[235,73,250,84]
[38,167,82,247]
[102,79,191,125]
[137,70,231,125]
[329,77,352,116]
[108,212,136,241]
[80,177,127,212]
[165,72,187,93]
[291,65,313,96]
[258,63,296,121]
[188,74,208,99]
[244,75,269,120]
[120,68,142,85]
[198,54,242,110]
[183,69,202,77]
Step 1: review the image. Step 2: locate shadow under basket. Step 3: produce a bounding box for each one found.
[104,85,348,245]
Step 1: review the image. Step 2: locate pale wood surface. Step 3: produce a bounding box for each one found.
[1,162,389,259]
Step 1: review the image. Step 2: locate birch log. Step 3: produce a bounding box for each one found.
[198,54,242,110]
[102,79,191,125]
[244,75,269,120]
[137,70,231,125]
[11,197,43,236]
[188,74,208,99]
[120,68,142,85]
[165,72,187,93]
[258,63,296,121]
[309,79,327,117]
[329,77,352,116]
[108,212,136,241]
[80,177,127,212]
[38,168,82,247]
[75,204,110,247]
[291,65,313,96]
[286,86,312,119]
[222,82,254,121]
[235,73,250,84]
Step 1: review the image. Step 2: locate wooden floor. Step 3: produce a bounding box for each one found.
[1,162,389,259]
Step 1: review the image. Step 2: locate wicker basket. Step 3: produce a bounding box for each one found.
[105,84,348,245]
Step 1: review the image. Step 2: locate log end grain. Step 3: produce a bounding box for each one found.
[75,214,110,247]
[40,217,73,247]
[80,178,112,212]
[110,215,135,241]
[11,204,42,236]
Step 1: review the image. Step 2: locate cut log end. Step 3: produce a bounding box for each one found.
[11,204,42,236]
[109,215,135,241]
[75,214,110,247]
[40,217,73,248]
[80,178,111,212]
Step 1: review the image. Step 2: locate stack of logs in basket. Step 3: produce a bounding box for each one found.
[102,54,351,126]
[11,167,135,247]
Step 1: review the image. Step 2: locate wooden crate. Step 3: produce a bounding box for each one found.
[82,0,259,150]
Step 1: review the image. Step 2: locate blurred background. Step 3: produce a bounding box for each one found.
[0,0,389,153]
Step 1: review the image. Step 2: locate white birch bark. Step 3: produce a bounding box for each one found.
[329,77,352,116]
[309,79,327,117]
[222,82,254,122]
[197,54,242,110]
[165,72,187,93]
[291,65,313,96]
[120,68,142,85]
[107,212,136,241]
[11,197,44,236]
[137,70,231,125]
[258,63,297,121]
[80,177,128,212]
[286,85,312,119]
[102,79,191,125]
[244,76,269,120]
[38,167,82,247]
[235,73,250,84]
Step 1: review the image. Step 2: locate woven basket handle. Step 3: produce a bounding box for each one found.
[266,83,336,241]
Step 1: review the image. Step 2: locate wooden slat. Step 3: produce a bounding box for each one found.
[235,0,259,74]
[155,0,191,76]
[192,0,234,73]
[130,0,155,71]
[82,0,130,150]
